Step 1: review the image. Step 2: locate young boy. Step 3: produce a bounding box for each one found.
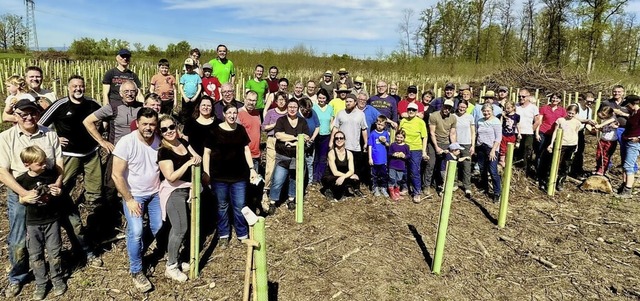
[149,59,176,115]
[179,58,202,123]
[440,143,469,183]
[388,130,410,201]
[17,146,65,300]
[368,115,391,197]
[201,63,221,101]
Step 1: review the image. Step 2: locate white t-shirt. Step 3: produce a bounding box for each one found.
[112,131,161,196]
[455,113,475,145]
[516,103,539,135]
[332,109,367,152]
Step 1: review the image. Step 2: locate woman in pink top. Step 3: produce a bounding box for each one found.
[534,92,566,187]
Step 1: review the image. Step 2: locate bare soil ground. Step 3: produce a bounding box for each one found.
[1,135,639,301]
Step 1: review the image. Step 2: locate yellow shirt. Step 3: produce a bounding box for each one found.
[399,117,427,151]
[329,98,346,116]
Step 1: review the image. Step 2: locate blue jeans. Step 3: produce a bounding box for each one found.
[408,150,423,196]
[389,169,405,188]
[477,144,501,196]
[122,193,162,274]
[618,128,639,173]
[371,164,388,188]
[624,141,640,175]
[269,164,296,202]
[305,151,314,185]
[212,181,248,239]
[7,190,28,284]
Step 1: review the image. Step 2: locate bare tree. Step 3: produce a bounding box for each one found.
[580,0,627,73]
[398,8,415,58]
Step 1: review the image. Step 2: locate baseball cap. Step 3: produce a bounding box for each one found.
[117,49,131,57]
[448,143,464,150]
[184,58,195,66]
[202,63,213,70]
[482,91,497,98]
[498,86,508,92]
[445,82,455,90]
[407,102,419,110]
[324,70,333,77]
[444,99,455,107]
[354,76,364,84]
[407,85,418,93]
[14,98,40,111]
[459,84,470,91]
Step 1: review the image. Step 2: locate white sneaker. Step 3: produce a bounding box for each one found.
[180,262,190,272]
[165,264,188,282]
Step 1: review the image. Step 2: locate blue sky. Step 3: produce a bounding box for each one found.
[3,0,640,59]
[0,0,423,58]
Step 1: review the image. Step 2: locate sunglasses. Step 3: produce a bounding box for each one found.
[334,137,345,140]
[407,108,418,112]
[160,124,176,133]
[14,111,37,119]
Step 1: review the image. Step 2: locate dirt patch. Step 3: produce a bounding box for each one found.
[1,135,639,300]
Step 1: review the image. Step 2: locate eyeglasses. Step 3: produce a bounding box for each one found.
[334,137,345,140]
[123,90,137,94]
[222,90,234,94]
[518,95,527,98]
[160,124,176,133]
[14,111,36,119]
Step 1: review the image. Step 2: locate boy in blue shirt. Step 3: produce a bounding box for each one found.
[179,58,202,123]
[368,115,391,197]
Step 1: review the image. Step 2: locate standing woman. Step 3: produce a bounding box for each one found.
[312,88,334,183]
[545,104,582,191]
[534,93,566,189]
[203,104,258,247]
[260,91,288,208]
[455,99,475,196]
[476,103,502,202]
[267,99,309,214]
[157,115,201,282]
[182,95,216,156]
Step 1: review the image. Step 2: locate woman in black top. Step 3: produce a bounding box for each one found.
[157,115,201,282]
[321,131,361,201]
[266,98,309,214]
[182,95,216,156]
[203,104,258,247]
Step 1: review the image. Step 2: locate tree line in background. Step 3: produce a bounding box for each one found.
[0,14,28,53]
[395,0,639,74]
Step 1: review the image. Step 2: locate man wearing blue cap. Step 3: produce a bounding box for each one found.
[102,49,143,105]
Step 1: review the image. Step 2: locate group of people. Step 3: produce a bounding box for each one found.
[2,45,640,299]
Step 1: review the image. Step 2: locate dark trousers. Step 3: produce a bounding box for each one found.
[313,135,330,182]
[518,134,535,174]
[558,145,577,181]
[321,175,360,200]
[570,130,586,176]
[160,99,175,115]
[27,221,63,285]
[352,150,369,188]
[371,164,388,188]
[536,133,552,182]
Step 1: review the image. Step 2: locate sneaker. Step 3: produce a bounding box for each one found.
[616,186,633,199]
[286,198,296,211]
[399,189,408,196]
[165,264,188,282]
[87,253,103,268]
[32,284,46,300]
[51,279,67,297]
[422,187,434,199]
[381,187,389,198]
[268,203,277,215]
[353,189,365,198]
[464,189,472,197]
[412,195,422,204]
[492,194,500,203]
[373,187,381,197]
[218,238,229,250]
[323,189,334,200]
[131,272,153,292]
[180,262,190,272]
[4,282,21,298]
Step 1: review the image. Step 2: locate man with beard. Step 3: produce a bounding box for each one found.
[425,99,457,196]
[351,76,367,96]
[111,108,161,293]
[431,82,457,112]
[266,66,280,94]
[238,91,262,171]
[38,75,103,267]
[320,71,337,98]
[388,82,401,103]
[0,98,63,297]
[213,83,243,121]
[25,66,56,109]
[330,94,368,195]
[368,81,398,124]
[208,44,235,85]
[102,49,143,105]
[398,85,425,119]
[336,68,353,90]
